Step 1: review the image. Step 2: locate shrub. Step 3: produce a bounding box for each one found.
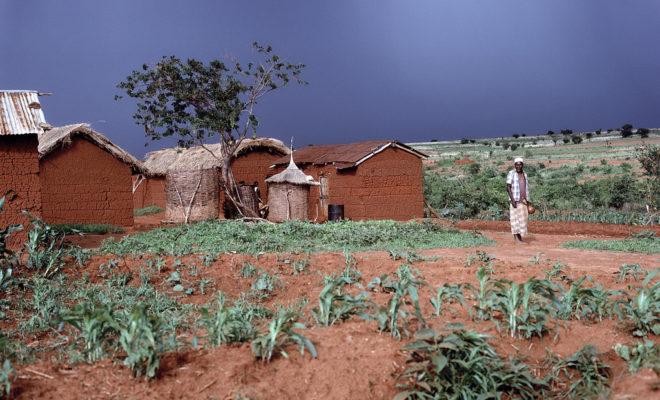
[548,345,611,399]
[614,341,659,373]
[396,327,546,399]
[571,135,583,144]
[621,124,634,138]
[562,138,570,144]
[618,270,660,337]
[637,127,650,138]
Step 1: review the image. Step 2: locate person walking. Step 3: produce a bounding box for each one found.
[506,157,530,243]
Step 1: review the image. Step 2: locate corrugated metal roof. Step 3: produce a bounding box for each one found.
[0,91,47,135]
[271,140,427,169]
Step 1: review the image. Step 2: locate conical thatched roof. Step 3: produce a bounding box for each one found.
[266,157,318,186]
[38,123,145,173]
[143,138,290,176]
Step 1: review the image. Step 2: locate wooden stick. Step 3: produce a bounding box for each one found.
[197,379,218,393]
[25,368,54,380]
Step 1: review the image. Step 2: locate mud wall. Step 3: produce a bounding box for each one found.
[0,135,41,248]
[40,137,134,226]
[133,176,166,209]
[274,147,424,221]
[231,149,283,205]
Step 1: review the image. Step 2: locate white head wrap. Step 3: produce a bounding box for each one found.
[514,157,524,164]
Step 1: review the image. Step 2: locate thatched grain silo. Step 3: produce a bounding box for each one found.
[265,157,318,222]
[165,167,219,224]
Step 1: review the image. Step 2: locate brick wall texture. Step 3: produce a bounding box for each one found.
[40,137,134,226]
[272,147,424,221]
[0,135,41,248]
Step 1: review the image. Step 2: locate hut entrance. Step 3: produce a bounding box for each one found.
[165,168,219,223]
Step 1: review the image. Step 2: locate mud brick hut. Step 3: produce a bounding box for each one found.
[137,138,290,217]
[38,123,143,226]
[0,91,45,247]
[270,140,427,221]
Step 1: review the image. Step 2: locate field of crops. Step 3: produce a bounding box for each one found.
[0,208,658,399]
[413,133,660,226]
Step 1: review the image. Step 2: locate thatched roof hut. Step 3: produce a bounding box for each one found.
[266,157,318,222]
[143,138,290,176]
[38,123,144,173]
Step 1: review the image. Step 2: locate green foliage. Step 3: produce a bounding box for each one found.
[614,341,659,373]
[563,237,660,254]
[548,346,611,399]
[396,327,546,400]
[52,223,124,235]
[388,249,425,263]
[291,258,309,275]
[464,250,494,268]
[472,266,496,320]
[340,250,362,285]
[371,265,426,339]
[240,262,258,278]
[60,302,118,363]
[616,263,646,282]
[556,276,622,321]
[134,205,164,216]
[251,271,281,297]
[0,196,21,290]
[119,305,163,379]
[0,359,12,399]
[20,275,69,333]
[101,220,492,256]
[430,284,465,316]
[198,292,257,346]
[24,215,66,278]
[251,308,316,362]
[312,276,370,326]
[66,245,93,267]
[618,270,660,337]
[491,278,556,338]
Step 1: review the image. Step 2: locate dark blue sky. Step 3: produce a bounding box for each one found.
[2,0,659,157]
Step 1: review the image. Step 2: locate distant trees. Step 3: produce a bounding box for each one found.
[621,124,634,138]
[595,129,602,135]
[637,128,650,138]
[560,129,573,136]
[551,136,559,146]
[512,134,520,139]
[547,130,555,136]
[571,135,583,144]
[585,132,593,141]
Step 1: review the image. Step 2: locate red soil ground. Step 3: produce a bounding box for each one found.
[9,225,659,399]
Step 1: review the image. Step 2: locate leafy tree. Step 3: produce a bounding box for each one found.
[547,130,555,136]
[621,124,634,138]
[116,43,306,217]
[585,132,593,141]
[560,129,573,136]
[571,135,583,144]
[551,136,559,146]
[595,129,602,135]
[637,128,650,138]
[512,134,520,139]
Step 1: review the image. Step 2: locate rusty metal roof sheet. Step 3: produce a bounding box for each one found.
[271,140,427,169]
[0,91,47,135]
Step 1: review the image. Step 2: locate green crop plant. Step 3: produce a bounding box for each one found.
[0,359,12,399]
[372,265,426,339]
[198,292,257,346]
[616,263,646,282]
[614,341,659,373]
[471,266,497,320]
[464,250,494,268]
[396,327,546,399]
[312,276,370,326]
[341,250,362,284]
[0,196,21,291]
[118,305,163,379]
[491,278,556,338]
[20,275,69,333]
[548,345,611,399]
[557,276,622,321]
[388,249,427,263]
[24,215,66,278]
[618,270,660,337]
[430,284,466,316]
[240,262,258,278]
[66,245,93,267]
[60,302,119,363]
[544,262,567,280]
[250,271,281,298]
[251,307,317,362]
[100,220,492,256]
[291,258,310,275]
